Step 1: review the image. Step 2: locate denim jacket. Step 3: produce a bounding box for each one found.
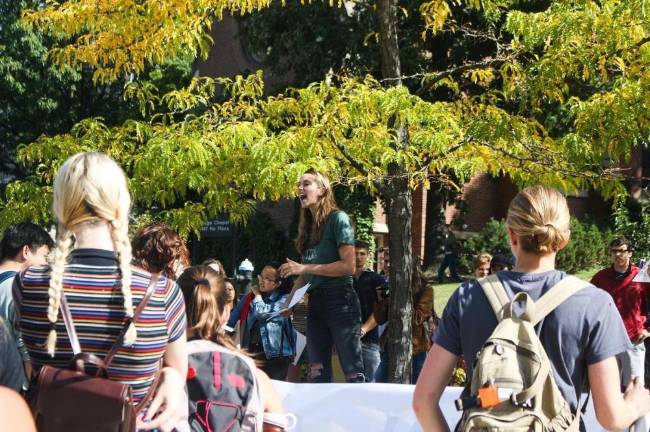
[241,290,296,359]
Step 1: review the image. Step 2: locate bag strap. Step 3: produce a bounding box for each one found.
[60,290,82,355]
[478,275,510,322]
[561,391,589,432]
[529,275,586,326]
[479,274,586,324]
[59,273,161,369]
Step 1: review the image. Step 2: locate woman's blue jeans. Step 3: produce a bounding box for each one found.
[307,284,364,382]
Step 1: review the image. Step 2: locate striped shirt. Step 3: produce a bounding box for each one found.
[14,248,186,402]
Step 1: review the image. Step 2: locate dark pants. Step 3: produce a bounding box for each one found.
[412,351,427,384]
[307,284,364,382]
[262,356,292,381]
[437,253,461,283]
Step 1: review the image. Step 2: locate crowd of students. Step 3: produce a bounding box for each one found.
[1,151,650,431]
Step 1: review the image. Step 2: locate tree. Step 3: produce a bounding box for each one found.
[7,0,648,383]
[0,0,97,183]
[0,0,195,186]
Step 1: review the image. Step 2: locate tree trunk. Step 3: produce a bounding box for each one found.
[377,0,414,384]
[376,0,402,84]
[423,185,446,268]
[382,164,414,384]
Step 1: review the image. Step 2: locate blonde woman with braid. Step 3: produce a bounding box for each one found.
[13,152,188,432]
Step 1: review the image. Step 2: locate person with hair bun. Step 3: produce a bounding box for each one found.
[132,223,191,280]
[177,266,230,347]
[414,185,650,431]
[202,258,225,276]
[177,265,284,430]
[13,152,188,431]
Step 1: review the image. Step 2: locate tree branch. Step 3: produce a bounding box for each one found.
[423,56,512,87]
[418,138,472,171]
[379,56,515,87]
[332,139,368,177]
[476,139,621,181]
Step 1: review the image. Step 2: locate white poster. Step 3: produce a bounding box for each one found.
[271,381,638,432]
[633,262,650,283]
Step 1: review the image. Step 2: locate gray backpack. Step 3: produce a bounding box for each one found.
[186,340,264,432]
[456,274,586,432]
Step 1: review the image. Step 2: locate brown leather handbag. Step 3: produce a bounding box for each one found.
[31,274,160,432]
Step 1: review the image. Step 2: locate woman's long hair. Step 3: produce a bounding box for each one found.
[177,265,237,352]
[295,169,338,254]
[202,258,225,276]
[49,152,135,356]
[412,265,431,304]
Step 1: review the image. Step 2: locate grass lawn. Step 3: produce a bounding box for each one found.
[433,267,601,316]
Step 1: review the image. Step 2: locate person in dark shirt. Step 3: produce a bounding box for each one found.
[436,224,462,283]
[0,222,53,387]
[353,240,386,383]
[279,169,362,383]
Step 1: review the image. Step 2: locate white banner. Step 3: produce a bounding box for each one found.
[272,381,636,431]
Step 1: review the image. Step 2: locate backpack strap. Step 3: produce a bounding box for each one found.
[479,274,586,324]
[103,273,161,368]
[59,273,161,368]
[478,275,510,321]
[529,275,586,327]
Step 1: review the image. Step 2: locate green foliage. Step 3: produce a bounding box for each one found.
[20,0,273,84]
[460,217,611,274]
[239,0,442,91]
[7,0,644,239]
[3,71,608,236]
[451,364,467,386]
[1,0,88,182]
[459,219,510,272]
[556,219,612,274]
[335,186,376,259]
[0,0,194,191]
[612,196,650,261]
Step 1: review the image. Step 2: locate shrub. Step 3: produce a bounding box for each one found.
[459,219,510,273]
[556,219,611,273]
[612,196,650,262]
[460,218,610,275]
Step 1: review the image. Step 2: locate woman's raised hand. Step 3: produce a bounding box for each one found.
[279,258,304,278]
